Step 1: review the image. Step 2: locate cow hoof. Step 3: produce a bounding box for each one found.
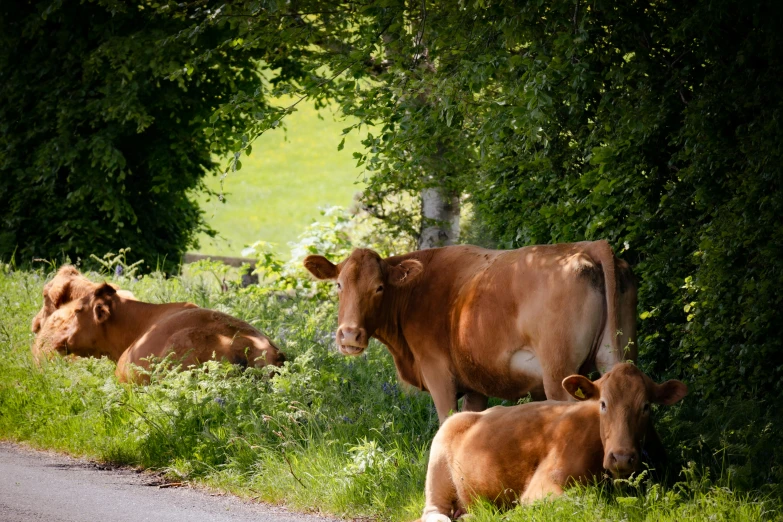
[424,514,451,522]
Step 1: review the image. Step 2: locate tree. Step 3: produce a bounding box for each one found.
[160,1,478,247]
[0,0,270,272]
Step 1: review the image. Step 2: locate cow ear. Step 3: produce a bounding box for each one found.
[303,255,339,280]
[653,379,688,406]
[47,266,81,307]
[94,283,117,300]
[562,375,598,401]
[92,283,116,323]
[388,259,424,286]
[48,279,71,308]
[93,301,111,323]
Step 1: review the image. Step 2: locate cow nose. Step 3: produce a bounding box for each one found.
[608,450,637,473]
[338,326,366,347]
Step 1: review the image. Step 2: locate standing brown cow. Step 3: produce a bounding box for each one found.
[418,363,687,521]
[304,241,637,423]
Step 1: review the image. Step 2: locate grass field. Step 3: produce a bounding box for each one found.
[196,101,366,259]
[0,262,778,521]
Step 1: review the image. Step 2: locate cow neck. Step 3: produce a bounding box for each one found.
[375,284,411,353]
[558,401,605,477]
[102,298,170,360]
[374,250,432,362]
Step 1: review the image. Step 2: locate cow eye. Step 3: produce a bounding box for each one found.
[336,282,342,291]
[643,403,650,413]
[376,285,384,293]
[600,400,607,413]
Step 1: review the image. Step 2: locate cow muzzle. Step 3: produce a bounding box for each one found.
[31,311,44,334]
[336,325,368,356]
[604,449,639,479]
[31,336,63,364]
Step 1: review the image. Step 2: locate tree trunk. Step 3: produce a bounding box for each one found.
[359,2,464,250]
[411,4,460,250]
[418,187,460,249]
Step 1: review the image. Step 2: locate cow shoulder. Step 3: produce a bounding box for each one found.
[550,404,603,480]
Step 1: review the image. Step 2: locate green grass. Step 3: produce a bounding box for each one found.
[196,102,366,259]
[0,264,779,521]
[466,476,773,521]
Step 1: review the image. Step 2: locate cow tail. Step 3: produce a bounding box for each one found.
[587,240,623,365]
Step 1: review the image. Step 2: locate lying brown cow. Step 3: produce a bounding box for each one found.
[418,364,687,521]
[304,241,637,422]
[33,282,284,383]
[32,265,135,334]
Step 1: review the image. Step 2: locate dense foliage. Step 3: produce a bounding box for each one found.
[0,0,271,272]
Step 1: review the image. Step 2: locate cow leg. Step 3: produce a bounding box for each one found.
[421,364,458,424]
[543,379,570,401]
[431,384,458,425]
[115,348,134,383]
[594,338,623,375]
[115,346,153,384]
[541,367,575,402]
[461,391,488,413]
[537,337,583,401]
[519,472,563,503]
[519,453,564,503]
[420,431,458,522]
[114,361,129,383]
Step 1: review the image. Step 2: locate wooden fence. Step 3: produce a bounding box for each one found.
[183,253,258,287]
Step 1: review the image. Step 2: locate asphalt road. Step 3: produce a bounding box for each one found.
[0,442,339,522]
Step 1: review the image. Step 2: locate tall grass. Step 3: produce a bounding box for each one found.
[0,264,778,520]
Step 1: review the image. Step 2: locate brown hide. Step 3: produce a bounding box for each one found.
[32,265,135,335]
[33,283,284,383]
[418,364,687,521]
[304,241,638,422]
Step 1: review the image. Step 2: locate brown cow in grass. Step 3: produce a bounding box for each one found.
[33,279,284,383]
[304,241,637,423]
[31,265,135,334]
[417,364,687,521]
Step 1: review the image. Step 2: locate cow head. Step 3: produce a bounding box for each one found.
[562,363,687,479]
[32,266,84,334]
[32,283,118,363]
[304,248,423,356]
[32,265,132,334]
